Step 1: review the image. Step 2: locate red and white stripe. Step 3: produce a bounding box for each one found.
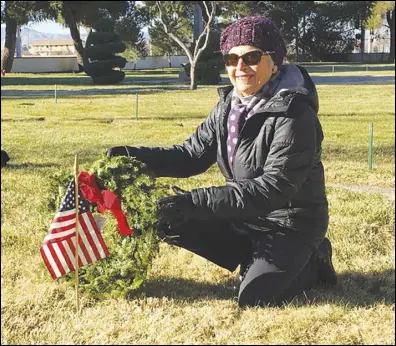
[40,210,110,279]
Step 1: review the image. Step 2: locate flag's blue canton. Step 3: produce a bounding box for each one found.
[59,180,91,213]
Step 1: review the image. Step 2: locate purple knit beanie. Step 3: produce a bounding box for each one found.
[220,16,287,66]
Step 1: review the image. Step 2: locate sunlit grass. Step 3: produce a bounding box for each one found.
[1,70,394,345]
[2,81,394,187]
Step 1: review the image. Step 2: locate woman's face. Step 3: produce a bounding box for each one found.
[226,45,277,96]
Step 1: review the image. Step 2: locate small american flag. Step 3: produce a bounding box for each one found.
[40,179,110,279]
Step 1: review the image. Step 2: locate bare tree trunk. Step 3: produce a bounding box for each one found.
[302,14,306,58]
[360,24,366,54]
[190,63,197,90]
[387,8,395,62]
[1,17,17,73]
[62,2,88,70]
[295,17,299,62]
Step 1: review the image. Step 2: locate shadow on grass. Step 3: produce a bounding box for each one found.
[135,269,395,307]
[319,111,395,118]
[125,69,180,76]
[1,75,180,87]
[1,115,206,123]
[123,115,207,121]
[1,76,91,86]
[1,117,46,122]
[301,64,395,73]
[2,71,394,89]
[311,75,394,85]
[296,269,395,307]
[63,116,205,122]
[134,277,238,303]
[1,148,122,172]
[1,85,191,99]
[0,69,179,83]
[322,144,395,162]
[4,162,61,169]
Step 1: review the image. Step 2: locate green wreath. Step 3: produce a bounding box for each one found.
[44,156,170,300]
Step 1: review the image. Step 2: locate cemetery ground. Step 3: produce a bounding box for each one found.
[1,66,395,344]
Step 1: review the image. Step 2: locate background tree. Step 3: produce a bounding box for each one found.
[341,1,374,54]
[233,1,316,62]
[115,1,149,63]
[181,26,224,84]
[317,1,393,59]
[1,1,54,72]
[219,1,392,62]
[85,18,127,84]
[214,1,250,23]
[317,2,381,55]
[300,13,355,61]
[148,1,216,90]
[47,1,129,70]
[1,1,147,72]
[148,21,188,67]
[146,1,222,73]
[292,1,356,61]
[144,1,194,60]
[365,1,395,61]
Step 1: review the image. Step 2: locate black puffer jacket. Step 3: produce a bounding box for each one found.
[133,65,328,244]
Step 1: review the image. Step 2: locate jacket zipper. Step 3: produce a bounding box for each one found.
[229,94,295,174]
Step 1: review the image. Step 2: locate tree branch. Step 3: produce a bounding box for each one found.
[193,1,216,63]
[156,1,193,63]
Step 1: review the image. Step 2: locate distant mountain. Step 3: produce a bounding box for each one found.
[1,27,88,48]
[1,26,149,49]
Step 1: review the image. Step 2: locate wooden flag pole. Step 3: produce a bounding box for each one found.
[74,155,80,315]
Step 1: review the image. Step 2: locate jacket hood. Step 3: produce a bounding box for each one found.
[218,64,319,114]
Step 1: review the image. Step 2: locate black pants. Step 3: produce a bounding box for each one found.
[238,230,320,307]
[160,219,325,308]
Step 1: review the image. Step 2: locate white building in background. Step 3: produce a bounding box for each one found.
[354,19,391,54]
[369,27,391,53]
[29,39,83,56]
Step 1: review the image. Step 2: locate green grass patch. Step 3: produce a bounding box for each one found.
[1,71,394,344]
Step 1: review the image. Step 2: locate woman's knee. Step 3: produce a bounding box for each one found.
[238,275,286,308]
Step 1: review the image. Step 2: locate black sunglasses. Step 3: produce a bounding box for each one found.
[223,50,275,67]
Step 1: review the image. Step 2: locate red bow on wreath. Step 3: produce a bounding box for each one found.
[78,171,134,236]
